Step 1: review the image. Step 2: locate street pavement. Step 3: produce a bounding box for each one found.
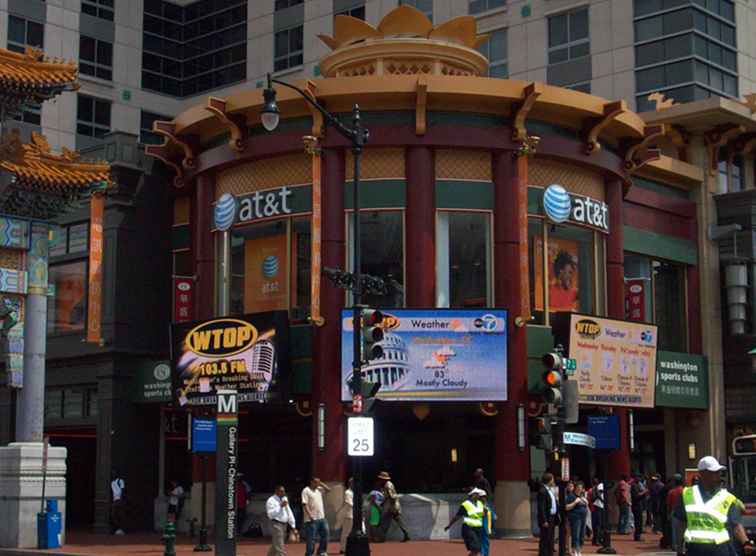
[0,531,673,556]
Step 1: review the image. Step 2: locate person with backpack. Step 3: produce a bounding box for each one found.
[587,478,604,546]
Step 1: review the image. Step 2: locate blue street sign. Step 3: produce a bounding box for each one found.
[191,417,216,453]
[587,415,620,450]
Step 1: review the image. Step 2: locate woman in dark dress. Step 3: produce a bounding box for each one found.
[566,481,589,556]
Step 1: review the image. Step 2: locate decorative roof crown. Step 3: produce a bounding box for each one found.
[317,5,489,78]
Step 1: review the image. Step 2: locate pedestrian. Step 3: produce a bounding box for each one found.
[666,473,685,556]
[615,475,631,534]
[566,481,589,556]
[537,472,558,556]
[266,485,297,556]
[473,468,492,497]
[479,491,496,556]
[649,474,664,533]
[378,470,411,542]
[674,456,755,556]
[167,480,185,523]
[445,487,487,556]
[587,477,604,546]
[367,484,385,542]
[110,470,126,535]
[237,473,251,535]
[631,473,648,541]
[302,477,331,556]
[337,478,354,554]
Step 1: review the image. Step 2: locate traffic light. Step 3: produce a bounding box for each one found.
[541,351,564,405]
[347,375,381,413]
[362,309,384,361]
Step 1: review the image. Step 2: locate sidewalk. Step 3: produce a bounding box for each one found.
[0,531,672,556]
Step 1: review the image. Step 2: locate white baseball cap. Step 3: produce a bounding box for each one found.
[697,456,726,472]
[468,488,487,497]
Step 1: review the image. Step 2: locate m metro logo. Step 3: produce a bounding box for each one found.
[575,318,601,339]
[185,318,259,358]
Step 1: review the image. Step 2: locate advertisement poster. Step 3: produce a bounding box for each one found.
[340,309,507,401]
[568,314,658,408]
[533,236,580,313]
[173,277,194,323]
[244,234,288,313]
[655,351,708,409]
[86,193,103,343]
[171,311,289,406]
[49,261,87,333]
[625,279,647,322]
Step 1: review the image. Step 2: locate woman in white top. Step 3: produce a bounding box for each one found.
[338,478,354,554]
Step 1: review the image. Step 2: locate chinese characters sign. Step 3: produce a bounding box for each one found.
[625,279,647,322]
[86,193,104,344]
[655,351,708,409]
[173,277,194,323]
[568,314,658,408]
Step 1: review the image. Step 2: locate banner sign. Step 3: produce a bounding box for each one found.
[655,351,708,409]
[215,390,238,556]
[171,311,290,406]
[587,415,620,450]
[86,193,104,344]
[131,361,172,404]
[568,313,658,408]
[310,153,323,325]
[191,417,217,453]
[625,279,647,322]
[244,234,288,313]
[173,276,194,323]
[563,432,596,449]
[340,309,508,401]
[541,184,609,233]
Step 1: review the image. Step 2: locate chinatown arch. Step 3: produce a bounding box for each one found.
[0,46,112,548]
[147,5,698,536]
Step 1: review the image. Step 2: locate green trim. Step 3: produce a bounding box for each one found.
[171,225,190,250]
[624,225,697,265]
[428,111,507,129]
[436,180,493,209]
[527,325,554,394]
[528,186,544,215]
[249,116,312,137]
[344,179,406,209]
[632,176,690,199]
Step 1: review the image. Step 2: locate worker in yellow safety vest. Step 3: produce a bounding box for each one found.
[445,487,486,556]
[673,456,754,556]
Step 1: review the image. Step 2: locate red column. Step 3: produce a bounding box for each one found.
[606,178,631,479]
[312,148,346,481]
[405,146,435,306]
[193,172,215,320]
[687,266,702,354]
[493,151,530,481]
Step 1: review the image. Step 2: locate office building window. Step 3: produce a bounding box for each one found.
[274,26,304,72]
[7,15,44,53]
[476,28,507,78]
[548,8,590,64]
[140,111,170,145]
[275,0,303,10]
[76,95,111,139]
[142,0,247,97]
[336,5,365,19]
[81,0,114,21]
[399,0,433,21]
[79,36,113,81]
[634,0,737,111]
[469,0,505,15]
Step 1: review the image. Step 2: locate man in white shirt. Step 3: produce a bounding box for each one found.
[338,478,354,554]
[266,485,296,556]
[168,480,185,522]
[302,477,331,556]
[110,471,126,535]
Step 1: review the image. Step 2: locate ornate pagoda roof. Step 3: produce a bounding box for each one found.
[0,47,79,118]
[0,130,111,220]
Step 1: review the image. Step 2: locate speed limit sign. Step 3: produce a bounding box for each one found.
[347,416,374,457]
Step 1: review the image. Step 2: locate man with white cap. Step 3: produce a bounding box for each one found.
[445,487,486,556]
[674,456,754,556]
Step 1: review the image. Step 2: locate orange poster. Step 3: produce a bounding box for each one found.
[533,236,580,313]
[244,233,289,313]
[310,153,323,325]
[86,193,104,343]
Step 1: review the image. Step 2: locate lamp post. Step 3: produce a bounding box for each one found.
[261,74,371,556]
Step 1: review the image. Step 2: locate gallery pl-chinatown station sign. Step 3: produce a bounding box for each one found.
[170,312,290,406]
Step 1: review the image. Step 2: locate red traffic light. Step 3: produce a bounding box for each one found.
[364,309,384,326]
[544,370,561,386]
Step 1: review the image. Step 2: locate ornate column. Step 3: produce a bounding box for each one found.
[605,178,631,478]
[492,150,531,536]
[405,146,435,306]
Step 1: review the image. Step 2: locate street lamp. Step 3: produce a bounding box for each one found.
[262,73,371,556]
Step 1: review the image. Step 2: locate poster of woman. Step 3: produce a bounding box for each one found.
[532,236,580,313]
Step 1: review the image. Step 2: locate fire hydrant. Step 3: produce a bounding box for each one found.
[162,520,176,556]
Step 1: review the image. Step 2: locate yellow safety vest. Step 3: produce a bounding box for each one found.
[462,499,484,528]
[682,485,737,545]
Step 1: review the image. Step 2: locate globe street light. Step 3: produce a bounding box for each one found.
[262,73,371,556]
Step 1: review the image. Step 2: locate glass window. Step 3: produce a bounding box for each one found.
[47,261,88,335]
[274,26,304,72]
[469,0,506,15]
[82,0,115,21]
[436,212,491,308]
[275,0,303,10]
[45,389,63,420]
[476,29,508,78]
[140,110,170,145]
[7,15,44,53]
[548,8,590,67]
[79,36,113,81]
[63,389,84,419]
[77,95,111,139]
[336,5,365,19]
[348,211,404,308]
[399,0,433,21]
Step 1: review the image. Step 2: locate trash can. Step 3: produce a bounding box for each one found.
[37,499,62,549]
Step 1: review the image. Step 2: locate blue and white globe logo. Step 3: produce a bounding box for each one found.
[214,193,237,231]
[262,255,279,278]
[543,184,572,224]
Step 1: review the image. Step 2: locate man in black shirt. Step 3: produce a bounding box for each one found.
[473,469,492,498]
